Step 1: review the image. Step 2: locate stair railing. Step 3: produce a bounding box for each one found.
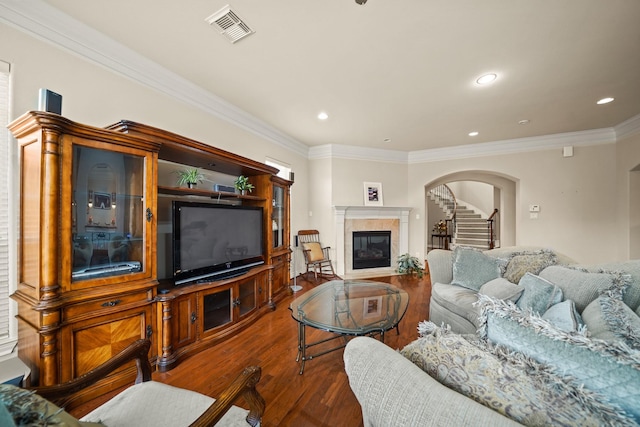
[487,208,499,249]
[429,184,457,241]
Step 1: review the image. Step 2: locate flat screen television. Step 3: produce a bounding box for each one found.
[172,201,264,285]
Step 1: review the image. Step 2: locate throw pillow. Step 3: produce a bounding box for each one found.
[580,261,640,311]
[401,322,635,427]
[477,295,640,424]
[541,300,584,333]
[302,242,324,262]
[538,266,631,313]
[479,278,523,303]
[582,296,640,350]
[502,249,558,284]
[0,402,15,427]
[0,384,103,426]
[451,246,507,291]
[516,272,563,315]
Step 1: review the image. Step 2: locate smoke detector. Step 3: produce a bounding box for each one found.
[205,5,255,44]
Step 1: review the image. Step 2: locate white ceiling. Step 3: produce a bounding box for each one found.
[17,1,640,152]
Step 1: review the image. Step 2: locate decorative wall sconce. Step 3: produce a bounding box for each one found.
[88,190,93,208]
[111,192,116,208]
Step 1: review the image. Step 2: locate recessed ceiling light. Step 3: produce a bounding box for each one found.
[476,73,497,85]
[597,97,614,105]
[468,131,479,137]
[383,138,392,143]
[518,119,530,125]
[317,112,329,120]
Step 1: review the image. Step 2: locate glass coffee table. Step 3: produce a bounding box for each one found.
[290,279,409,374]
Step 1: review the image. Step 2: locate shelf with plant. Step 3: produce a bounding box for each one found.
[234,175,255,195]
[174,168,204,188]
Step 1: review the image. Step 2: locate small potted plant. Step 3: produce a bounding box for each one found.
[175,168,204,188]
[234,175,255,195]
[396,253,425,278]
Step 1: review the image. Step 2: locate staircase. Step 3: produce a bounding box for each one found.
[453,206,491,249]
[428,185,493,250]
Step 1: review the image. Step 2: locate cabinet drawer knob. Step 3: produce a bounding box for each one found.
[101,299,121,307]
[191,312,197,323]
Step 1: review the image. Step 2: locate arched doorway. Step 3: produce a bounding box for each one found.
[424,171,518,251]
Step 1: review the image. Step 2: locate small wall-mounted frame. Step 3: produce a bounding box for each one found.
[363,296,382,318]
[363,182,383,206]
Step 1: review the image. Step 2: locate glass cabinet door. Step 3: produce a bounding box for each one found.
[272,184,285,248]
[203,288,232,331]
[71,145,147,282]
[238,278,257,317]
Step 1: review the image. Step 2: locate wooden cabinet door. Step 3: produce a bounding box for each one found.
[170,293,198,350]
[270,254,288,298]
[58,303,154,406]
[60,304,154,382]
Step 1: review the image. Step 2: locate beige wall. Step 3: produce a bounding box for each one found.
[311,143,631,265]
[409,144,619,264]
[616,131,640,260]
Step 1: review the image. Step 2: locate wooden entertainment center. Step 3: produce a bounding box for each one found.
[9,111,292,405]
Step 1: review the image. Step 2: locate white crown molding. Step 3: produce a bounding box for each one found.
[614,113,640,141]
[309,144,408,163]
[408,127,616,163]
[0,0,310,158]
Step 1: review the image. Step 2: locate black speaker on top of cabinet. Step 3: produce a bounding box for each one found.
[38,88,62,114]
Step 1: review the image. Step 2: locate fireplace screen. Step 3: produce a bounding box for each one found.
[353,231,391,270]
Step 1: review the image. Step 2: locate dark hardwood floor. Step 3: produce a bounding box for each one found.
[72,272,432,427]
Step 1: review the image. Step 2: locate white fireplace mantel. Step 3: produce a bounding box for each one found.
[334,206,412,276]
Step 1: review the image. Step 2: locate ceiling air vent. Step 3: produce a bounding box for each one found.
[205,5,255,44]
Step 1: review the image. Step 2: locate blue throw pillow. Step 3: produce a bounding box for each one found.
[451,247,506,291]
[542,300,584,333]
[516,272,563,315]
[478,296,640,424]
[0,402,16,427]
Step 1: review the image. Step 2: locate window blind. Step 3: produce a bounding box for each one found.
[0,60,15,355]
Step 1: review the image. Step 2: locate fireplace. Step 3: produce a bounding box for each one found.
[334,206,411,277]
[353,231,391,269]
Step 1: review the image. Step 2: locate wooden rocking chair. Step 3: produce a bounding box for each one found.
[298,229,337,281]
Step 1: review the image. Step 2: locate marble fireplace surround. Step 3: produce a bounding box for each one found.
[334,206,411,278]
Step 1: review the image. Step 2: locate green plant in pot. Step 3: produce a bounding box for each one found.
[175,168,204,188]
[234,175,255,195]
[396,253,425,278]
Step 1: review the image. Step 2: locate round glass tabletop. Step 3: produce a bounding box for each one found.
[289,279,409,336]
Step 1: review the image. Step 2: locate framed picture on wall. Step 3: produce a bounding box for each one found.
[363,182,383,206]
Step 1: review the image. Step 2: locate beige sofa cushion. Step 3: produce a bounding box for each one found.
[431,282,481,328]
[81,381,251,427]
[582,296,640,350]
[538,266,631,313]
[344,336,521,427]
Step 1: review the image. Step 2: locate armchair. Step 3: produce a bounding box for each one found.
[19,339,265,427]
[297,229,337,281]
